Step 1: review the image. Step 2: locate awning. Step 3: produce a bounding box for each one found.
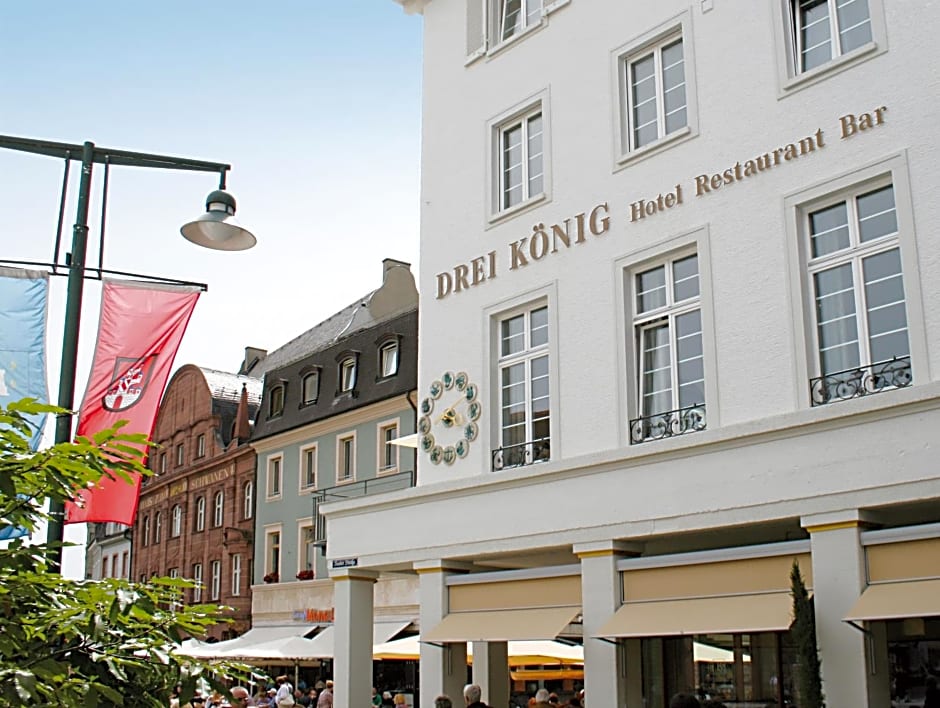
[423,607,581,643]
[597,592,794,638]
[844,579,940,622]
[372,635,584,664]
[390,433,418,448]
[179,624,319,659]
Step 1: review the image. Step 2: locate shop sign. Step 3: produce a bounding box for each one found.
[292,608,335,623]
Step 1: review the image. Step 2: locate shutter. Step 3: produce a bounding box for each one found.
[466,0,488,60]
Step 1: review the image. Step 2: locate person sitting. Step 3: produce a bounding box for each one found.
[533,689,552,707]
[434,696,453,708]
[463,684,488,708]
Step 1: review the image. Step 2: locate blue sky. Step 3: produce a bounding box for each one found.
[0,1,423,576]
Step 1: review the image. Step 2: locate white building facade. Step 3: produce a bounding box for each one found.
[323,2,940,707]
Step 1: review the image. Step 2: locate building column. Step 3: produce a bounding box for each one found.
[472,641,509,707]
[802,511,881,708]
[575,541,639,708]
[331,567,378,708]
[416,560,471,706]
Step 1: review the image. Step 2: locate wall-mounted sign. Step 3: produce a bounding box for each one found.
[292,608,335,623]
[331,557,359,569]
[435,105,889,300]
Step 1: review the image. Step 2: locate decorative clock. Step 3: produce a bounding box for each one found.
[417,371,482,465]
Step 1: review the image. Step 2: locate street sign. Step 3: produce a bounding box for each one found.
[331,557,359,569]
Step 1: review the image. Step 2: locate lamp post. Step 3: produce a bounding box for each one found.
[0,134,256,569]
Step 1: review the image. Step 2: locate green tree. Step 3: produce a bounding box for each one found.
[0,399,250,707]
[791,559,825,708]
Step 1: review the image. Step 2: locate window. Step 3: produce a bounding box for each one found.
[377,421,399,474]
[195,496,206,532]
[159,453,166,474]
[613,15,698,164]
[302,370,320,405]
[339,357,357,393]
[500,0,541,41]
[265,528,281,578]
[243,481,253,519]
[631,252,706,443]
[168,568,180,610]
[192,563,203,603]
[466,0,568,60]
[102,555,110,579]
[791,0,872,73]
[498,107,543,213]
[142,515,150,546]
[213,491,224,527]
[231,554,242,596]
[175,444,184,467]
[210,560,221,601]
[196,433,206,458]
[336,433,356,483]
[154,511,162,543]
[300,444,318,491]
[122,551,129,579]
[269,384,285,417]
[266,456,282,498]
[495,304,550,469]
[805,182,911,404]
[298,522,316,579]
[171,505,182,537]
[379,341,399,378]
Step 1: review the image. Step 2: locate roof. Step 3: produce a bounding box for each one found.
[198,367,262,406]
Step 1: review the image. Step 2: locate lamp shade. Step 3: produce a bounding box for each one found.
[181,189,256,251]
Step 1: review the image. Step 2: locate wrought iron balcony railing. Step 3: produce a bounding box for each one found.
[630,403,706,444]
[310,468,416,547]
[809,356,912,406]
[492,437,551,471]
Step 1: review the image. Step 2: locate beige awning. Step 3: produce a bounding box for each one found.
[844,579,940,622]
[597,592,794,638]
[423,607,581,643]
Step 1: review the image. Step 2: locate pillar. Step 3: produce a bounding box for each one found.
[472,641,509,706]
[416,560,472,706]
[332,567,378,708]
[575,541,639,708]
[802,511,883,708]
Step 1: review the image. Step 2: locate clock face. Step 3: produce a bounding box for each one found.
[418,370,481,465]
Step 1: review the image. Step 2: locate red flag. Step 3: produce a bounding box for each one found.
[65,280,200,525]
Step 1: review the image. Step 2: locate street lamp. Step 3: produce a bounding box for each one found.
[0,134,256,569]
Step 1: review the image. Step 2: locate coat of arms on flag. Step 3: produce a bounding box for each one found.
[102,355,157,412]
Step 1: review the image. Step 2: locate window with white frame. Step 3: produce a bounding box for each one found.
[265,528,281,578]
[168,567,180,610]
[339,357,357,393]
[302,370,320,405]
[379,341,399,378]
[231,553,242,596]
[171,504,182,537]
[210,560,221,601]
[377,421,399,474]
[154,511,162,543]
[269,384,285,417]
[192,563,203,603]
[498,0,542,42]
[243,480,253,519]
[159,452,166,474]
[300,444,317,490]
[196,433,206,458]
[619,31,688,154]
[213,491,224,527]
[266,456,282,498]
[467,0,569,59]
[298,522,316,579]
[175,444,184,467]
[497,106,543,213]
[495,304,550,469]
[805,181,911,403]
[631,252,706,443]
[142,515,150,546]
[195,496,205,532]
[791,0,872,73]
[336,433,356,483]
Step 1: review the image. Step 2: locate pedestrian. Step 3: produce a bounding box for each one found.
[463,684,488,708]
[372,687,382,707]
[434,696,453,708]
[316,680,333,708]
[669,694,701,708]
[274,676,295,707]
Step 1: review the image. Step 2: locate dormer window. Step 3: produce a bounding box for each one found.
[379,340,400,378]
[269,383,285,417]
[340,358,357,392]
[301,369,320,405]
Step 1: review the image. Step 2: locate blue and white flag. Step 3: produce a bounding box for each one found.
[0,267,50,449]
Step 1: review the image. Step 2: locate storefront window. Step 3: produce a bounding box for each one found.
[887,618,940,707]
[640,632,797,707]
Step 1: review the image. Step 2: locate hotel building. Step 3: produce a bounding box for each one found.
[323,1,940,707]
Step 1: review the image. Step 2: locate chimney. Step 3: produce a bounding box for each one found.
[239,346,267,376]
[233,383,251,444]
[382,258,411,279]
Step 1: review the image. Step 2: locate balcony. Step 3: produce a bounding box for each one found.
[492,437,551,471]
[810,356,912,406]
[309,469,415,547]
[629,403,706,445]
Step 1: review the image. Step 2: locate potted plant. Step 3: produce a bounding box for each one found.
[263,572,279,584]
[296,569,315,581]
